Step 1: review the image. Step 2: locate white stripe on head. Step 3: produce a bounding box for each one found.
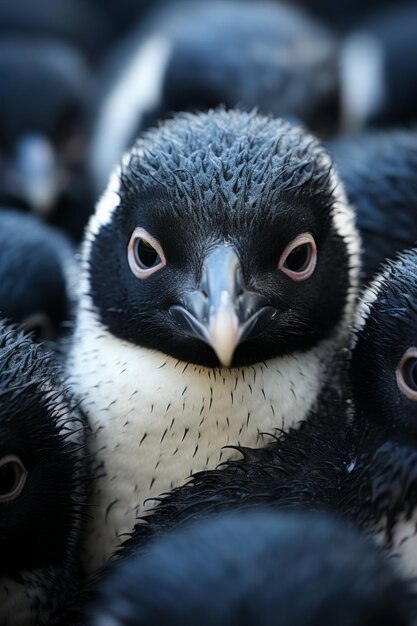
[321,152,362,335]
[352,267,390,346]
[79,165,122,302]
[89,167,122,237]
[90,35,172,193]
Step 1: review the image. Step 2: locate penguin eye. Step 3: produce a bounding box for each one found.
[128,227,166,279]
[0,455,27,502]
[397,348,417,401]
[278,233,317,281]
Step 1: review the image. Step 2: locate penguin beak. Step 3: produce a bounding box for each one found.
[170,246,269,367]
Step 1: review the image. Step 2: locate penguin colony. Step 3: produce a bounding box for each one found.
[1,1,417,625]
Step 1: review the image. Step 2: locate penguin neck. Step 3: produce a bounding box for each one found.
[68,302,342,571]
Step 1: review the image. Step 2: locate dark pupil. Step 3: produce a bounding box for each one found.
[135,239,159,269]
[284,244,310,272]
[404,358,417,391]
[0,462,19,496]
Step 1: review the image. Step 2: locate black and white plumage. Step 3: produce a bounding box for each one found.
[87,510,415,626]
[90,0,338,193]
[0,209,77,339]
[117,247,417,582]
[68,109,360,571]
[329,130,417,281]
[0,322,89,626]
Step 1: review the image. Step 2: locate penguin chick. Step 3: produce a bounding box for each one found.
[329,129,417,282]
[68,109,360,571]
[90,0,338,192]
[340,3,417,132]
[87,510,414,626]
[0,208,77,340]
[0,36,94,239]
[0,322,88,626]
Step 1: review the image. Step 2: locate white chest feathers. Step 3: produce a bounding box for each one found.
[68,312,335,572]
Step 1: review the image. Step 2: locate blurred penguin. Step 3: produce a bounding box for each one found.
[90,0,338,193]
[0,37,95,240]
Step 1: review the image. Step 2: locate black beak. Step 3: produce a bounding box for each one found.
[170,246,273,367]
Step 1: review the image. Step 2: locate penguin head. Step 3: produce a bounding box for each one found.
[0,324,86,582]
[352,248,417,438]
[83,110,359,368]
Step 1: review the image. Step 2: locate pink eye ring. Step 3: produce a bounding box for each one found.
[0,455,27,502]
[397,348,417,401]
[278,233,317,281]
[128,227,166,279]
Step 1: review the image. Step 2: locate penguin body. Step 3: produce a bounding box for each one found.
[329,129,417,281]
[90,0,338,192]
[88,510,414,626]
[68,109,360,570]
[117,247,417,581]
[0,322,89,625]
[0,208,77,339]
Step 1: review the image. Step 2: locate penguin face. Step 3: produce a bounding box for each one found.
[86,111,358,368]
[352,249,417,439]
[0,325,85,577]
